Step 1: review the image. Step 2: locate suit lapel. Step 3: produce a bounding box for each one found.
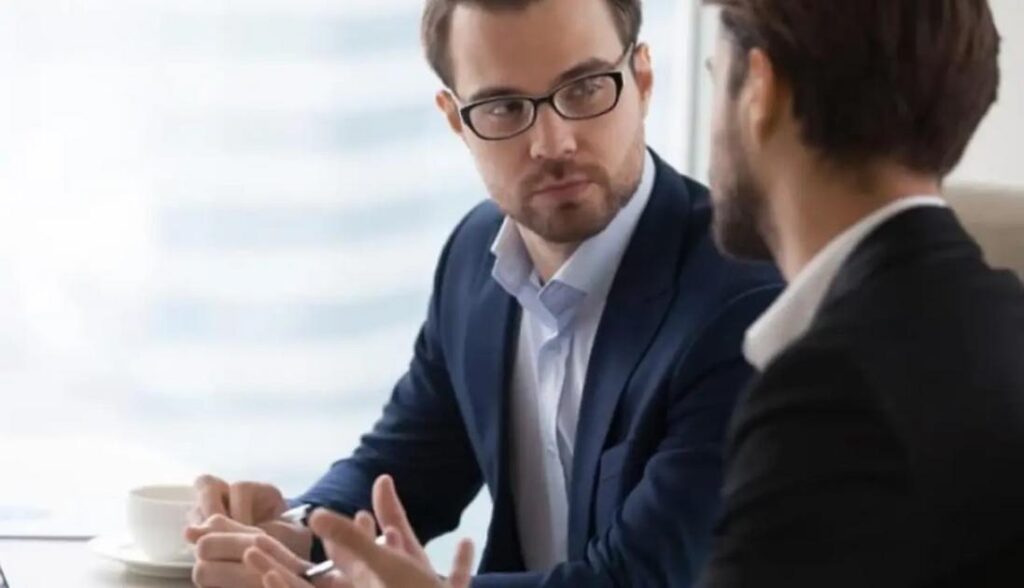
[566,153,694,557]
[463,273,519,487]
[462,271,524,570]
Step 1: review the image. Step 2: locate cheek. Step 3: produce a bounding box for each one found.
[467,141,530,201]
[608,94,643,137]
[708,126,732,198]
[710,120,728,166]
[709,94,736,169]
[709,94,727,144]
[579,106,638,160]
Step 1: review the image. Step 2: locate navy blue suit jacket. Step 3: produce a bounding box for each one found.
[297,151,781,587]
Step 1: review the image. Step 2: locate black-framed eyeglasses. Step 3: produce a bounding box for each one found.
[457,44,635,141]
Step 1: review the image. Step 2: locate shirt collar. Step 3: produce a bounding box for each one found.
[743,195,947,371]
[490,150,657,328]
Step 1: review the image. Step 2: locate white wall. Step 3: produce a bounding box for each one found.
[951,0,1024,188]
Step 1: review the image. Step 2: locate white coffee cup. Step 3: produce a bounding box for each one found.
[126,484,197,562]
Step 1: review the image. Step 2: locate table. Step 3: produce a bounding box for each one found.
[0,539,191,587]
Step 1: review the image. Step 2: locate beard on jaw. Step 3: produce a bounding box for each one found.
[709,113,774,262]
[510,141,645,245]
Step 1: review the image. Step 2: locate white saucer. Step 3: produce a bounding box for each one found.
[88,535,194,579]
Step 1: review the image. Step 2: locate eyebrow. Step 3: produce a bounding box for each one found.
[466,56,617,103]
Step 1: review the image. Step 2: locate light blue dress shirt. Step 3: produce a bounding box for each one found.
[489,151,656,570]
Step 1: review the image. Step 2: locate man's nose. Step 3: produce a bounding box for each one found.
[528,104,578,161]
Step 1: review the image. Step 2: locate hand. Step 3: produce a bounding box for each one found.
[190,475,287,527]
[187,514,270,587]
[243,475,474,588]
[243,541,346,588]
[188,474,312,558]
[368,475,433,570]
[242,511,378,588]
[187,515,320,587]
[310,508,475,588]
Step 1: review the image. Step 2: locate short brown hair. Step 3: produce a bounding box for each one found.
[422,0,642,90]
[705,0,1001,176]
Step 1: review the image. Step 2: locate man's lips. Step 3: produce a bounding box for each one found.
[532,178,593,200]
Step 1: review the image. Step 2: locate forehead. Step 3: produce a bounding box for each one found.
[447,0,625,96]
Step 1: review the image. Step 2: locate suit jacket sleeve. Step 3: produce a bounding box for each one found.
[697,340,918,588]
[295,222,484,547]
[473,287,777,588]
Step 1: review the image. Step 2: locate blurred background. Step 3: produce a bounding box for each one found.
[0,0,1021,568]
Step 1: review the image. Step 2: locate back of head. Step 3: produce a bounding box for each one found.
[707,0,1001,177]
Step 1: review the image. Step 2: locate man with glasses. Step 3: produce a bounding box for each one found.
[187,1,780,587]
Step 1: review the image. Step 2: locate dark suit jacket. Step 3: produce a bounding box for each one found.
[700,206,1024,587]
[298,151,782,587]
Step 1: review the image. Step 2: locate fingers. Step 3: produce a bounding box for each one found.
[231,482,258,526]
[309,510,390,572]
[188,505,207,526]
[371,475,421,555]
[194,474,230,519]
[192,560,261,587]
[258,520,315,562]
[312,510,432,587]
[187,513,262,544]
[245,545,344,588]
[261,569,347,588]
[371,475,408,532]
[251,534,310,574]
[192,476,286,528]
[448,539,475,588]
[353,510,377,538]
[195,531,263,562]
[382,527,404,551]
[244,547,308,588]
[263,570,296,588]
[312,510,455,587]
[322,510,377,578]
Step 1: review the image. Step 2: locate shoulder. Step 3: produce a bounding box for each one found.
[638,161,781,388]
[650,153,784,305]
[726,330,879,478]
[429,200,504,290]
[658,165,783,346]
[444,199,504,260]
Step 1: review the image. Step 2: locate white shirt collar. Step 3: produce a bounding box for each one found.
[743,195,947,371]
[490,150,656,326]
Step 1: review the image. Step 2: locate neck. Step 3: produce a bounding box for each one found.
[765,160,940,281]
[519,226,581,283]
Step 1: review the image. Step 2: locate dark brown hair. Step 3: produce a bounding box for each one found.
[422,0,642,90]
[705,0,1001,176]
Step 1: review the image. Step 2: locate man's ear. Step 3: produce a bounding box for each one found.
[436,90,464,137]
[743,47,785,148]
[631,42,654,117]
